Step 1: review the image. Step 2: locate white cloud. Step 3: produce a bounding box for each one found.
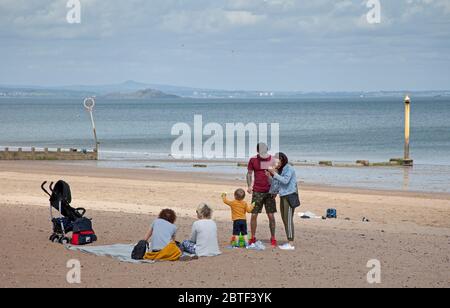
[159,7,266,34]
[224,11,266,26]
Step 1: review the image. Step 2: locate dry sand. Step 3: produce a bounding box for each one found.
[0,161,449,288]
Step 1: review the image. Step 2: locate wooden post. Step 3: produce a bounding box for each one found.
[404,96,411,160]
[390,96,413,167]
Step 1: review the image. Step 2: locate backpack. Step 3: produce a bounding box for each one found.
[71,218,97,245]
[72,217,93,233]
[132,240,149,260]
[326,208,337,219]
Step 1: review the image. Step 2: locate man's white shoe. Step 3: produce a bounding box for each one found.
[279,243,295,251]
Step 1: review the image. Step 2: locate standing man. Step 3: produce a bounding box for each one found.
[247,143,277,247]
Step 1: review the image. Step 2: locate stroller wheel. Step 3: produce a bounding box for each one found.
[59,237,70,245]
[49,234,58,242]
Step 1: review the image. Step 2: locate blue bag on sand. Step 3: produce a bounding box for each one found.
[326,208,337,219]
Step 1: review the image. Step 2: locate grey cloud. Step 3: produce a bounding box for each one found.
[0,0,449,91]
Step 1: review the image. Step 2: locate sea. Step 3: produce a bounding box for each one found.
[1,97,449,193]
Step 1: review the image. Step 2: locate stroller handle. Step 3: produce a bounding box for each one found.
[76,208,86,217]
[41,181,51,197]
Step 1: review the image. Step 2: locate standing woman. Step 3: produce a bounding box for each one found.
[266,153,300,251]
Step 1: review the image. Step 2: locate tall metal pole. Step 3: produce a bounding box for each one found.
[404,95,411,160]
[84,97,99,153]
[90,111,99,153]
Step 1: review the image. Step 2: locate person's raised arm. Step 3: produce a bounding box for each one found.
[265,170,274,184]
[273,166,294,185]
[222,193,233,206]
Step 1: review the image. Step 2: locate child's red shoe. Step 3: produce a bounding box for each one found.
[271,238,278,247]
[249,237,257,245]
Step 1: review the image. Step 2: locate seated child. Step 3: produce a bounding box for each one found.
[222,189,255,247]
[180,203,222,257]
[143,209,182,261]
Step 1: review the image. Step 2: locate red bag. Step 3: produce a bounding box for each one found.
[71,231,97,245]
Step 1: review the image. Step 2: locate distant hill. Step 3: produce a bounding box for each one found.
[56,80,223,97]
[102,88,179,99]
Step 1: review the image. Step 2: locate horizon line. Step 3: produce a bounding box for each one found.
[1,80,449,94]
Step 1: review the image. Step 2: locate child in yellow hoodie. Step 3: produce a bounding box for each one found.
[222,189,255,247]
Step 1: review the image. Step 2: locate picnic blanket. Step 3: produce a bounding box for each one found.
[66,244,155,264]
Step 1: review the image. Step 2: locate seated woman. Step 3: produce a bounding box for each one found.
[143,209,182,261]
[181,203,222,257]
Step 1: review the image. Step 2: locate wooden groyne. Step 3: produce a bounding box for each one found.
[0,147,98,161]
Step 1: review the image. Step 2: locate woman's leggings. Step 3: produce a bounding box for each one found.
[280,196,295,241]
[180,240,196,255]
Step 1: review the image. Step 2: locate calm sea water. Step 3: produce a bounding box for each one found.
[1,97,449,192]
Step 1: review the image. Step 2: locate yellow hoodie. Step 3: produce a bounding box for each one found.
[222,196,254,221]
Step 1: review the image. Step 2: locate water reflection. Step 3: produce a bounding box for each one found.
[403,167,411,191]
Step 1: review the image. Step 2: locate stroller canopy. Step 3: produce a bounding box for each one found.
[51,180,72,204]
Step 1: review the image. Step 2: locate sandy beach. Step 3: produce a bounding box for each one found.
[0,161,449,288]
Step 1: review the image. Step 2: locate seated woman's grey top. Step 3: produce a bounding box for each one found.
[151,218,177,251]
[191,219,222,257]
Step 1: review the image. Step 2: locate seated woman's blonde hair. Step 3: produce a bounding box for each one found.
[196,203,213,219]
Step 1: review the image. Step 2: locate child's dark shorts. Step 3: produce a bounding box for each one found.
[233,220,248,236]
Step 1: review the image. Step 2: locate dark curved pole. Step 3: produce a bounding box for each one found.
[41,181,51,197]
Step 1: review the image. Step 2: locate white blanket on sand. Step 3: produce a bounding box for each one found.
[66,244,155,264]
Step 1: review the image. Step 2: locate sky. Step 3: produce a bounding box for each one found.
[0,0,449,91]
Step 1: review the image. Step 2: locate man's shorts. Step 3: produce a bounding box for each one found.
[251,192,277,214]
[233,220,248,236]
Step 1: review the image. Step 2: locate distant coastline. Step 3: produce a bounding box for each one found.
[1,80,449,99]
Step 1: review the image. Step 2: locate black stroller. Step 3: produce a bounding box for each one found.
[41,180,87,244]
